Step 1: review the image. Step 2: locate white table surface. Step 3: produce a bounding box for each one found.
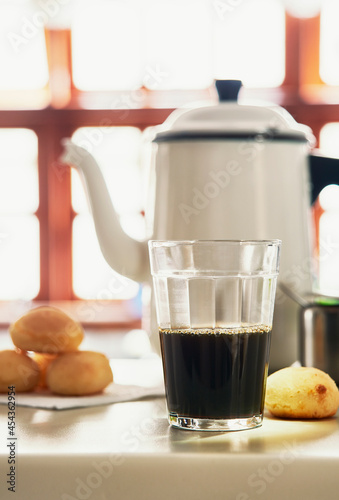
[1,358,339,500]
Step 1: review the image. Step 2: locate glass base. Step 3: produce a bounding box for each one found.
[168,413,263,431]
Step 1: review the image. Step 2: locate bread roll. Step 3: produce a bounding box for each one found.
[10,306,84,354]
[46,351,113,396]
[0,350,40,393]
[265,366,339,419]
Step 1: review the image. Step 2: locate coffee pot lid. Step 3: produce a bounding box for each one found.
[154,80,315,146]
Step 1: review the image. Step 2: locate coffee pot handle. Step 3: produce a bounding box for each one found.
[309,153,339,204]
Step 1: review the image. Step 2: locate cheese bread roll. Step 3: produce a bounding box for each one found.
[0,350,40,393]
[265,366,339,419]
[46,351,113,396]
[10,306,84,354]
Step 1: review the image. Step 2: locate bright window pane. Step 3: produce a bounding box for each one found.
[144,0,212,89]
[72,215,139,300]
[317,124,339,296]
[320,0,339,85]
[72,0,212,91]
[71,0,284,91]
[212,0,285,87]
[0,2,48,90]
[71,127,143,299]
[0,129,39,213]
[71,127,143,221]
[0,215,40,299]
[319,123,339,157]
[72,0,142,90]
[0,128,39,299]
[318,185,339,296]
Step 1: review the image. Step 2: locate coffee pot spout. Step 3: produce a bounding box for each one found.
[60,139,149,283]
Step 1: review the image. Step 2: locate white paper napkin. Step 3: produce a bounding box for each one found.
[0,383,165,410]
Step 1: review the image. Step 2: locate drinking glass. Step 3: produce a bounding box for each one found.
[149,240,281,431]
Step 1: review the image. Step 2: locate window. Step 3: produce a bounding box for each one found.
[72,1,143,91]
[318,124,339,295]
[317,184,339,295]
[1,0,339,324]
[0,129,39,299]
[213,0,285,87]
[0,3,48,90]
[320,0,339,85]
[71,0,285,91]
[71,127,143,300]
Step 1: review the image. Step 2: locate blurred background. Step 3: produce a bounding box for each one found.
[0,0,339,342]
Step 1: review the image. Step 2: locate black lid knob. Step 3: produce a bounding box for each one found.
[215,80,242,102]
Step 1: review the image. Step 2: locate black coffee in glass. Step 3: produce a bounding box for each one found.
[159,325,271,421]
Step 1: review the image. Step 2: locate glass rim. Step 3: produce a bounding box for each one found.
[148,239,281,278]
[148,239,282,247]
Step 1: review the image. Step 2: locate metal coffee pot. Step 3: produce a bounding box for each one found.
[61,80,339,371]
[300,299,339,385]
[280,282,339,383]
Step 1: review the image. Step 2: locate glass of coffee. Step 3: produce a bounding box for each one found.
[149,240,281,431]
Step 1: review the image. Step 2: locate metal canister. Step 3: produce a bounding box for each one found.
[300,303,339,385]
